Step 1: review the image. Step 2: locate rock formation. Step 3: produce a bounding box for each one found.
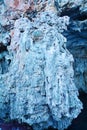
[61,0,87,92]
[0,0,83,130]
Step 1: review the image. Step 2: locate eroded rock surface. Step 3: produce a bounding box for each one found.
[62,0,87,92]
[0,0,83,130]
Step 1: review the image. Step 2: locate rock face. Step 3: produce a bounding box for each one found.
[0,0,83,130]
[62,0,87,92]
[4,0,34,11]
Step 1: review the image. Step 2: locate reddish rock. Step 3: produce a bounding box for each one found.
[4,0,34,11]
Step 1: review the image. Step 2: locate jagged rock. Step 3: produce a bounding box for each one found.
[0,1,83,130]
[80,0,87,15]
[62,0,87,92]
[4,0,34,11]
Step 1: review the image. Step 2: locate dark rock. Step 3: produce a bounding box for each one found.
[67,92,87,130]
[62,1,87,92]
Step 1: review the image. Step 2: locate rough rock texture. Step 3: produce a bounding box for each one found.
[61,0,87,92]
[0,0,83,130]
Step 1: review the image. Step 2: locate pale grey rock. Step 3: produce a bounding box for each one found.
[0,1,83,130]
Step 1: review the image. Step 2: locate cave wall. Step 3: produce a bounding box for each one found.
[0,0,84,130]
[62,0,87,92]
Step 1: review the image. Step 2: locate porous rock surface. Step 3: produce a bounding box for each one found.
[62,0,87,92]
[0,0,83,130]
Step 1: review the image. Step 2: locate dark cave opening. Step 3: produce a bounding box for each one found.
[60,6,80,20]
[60,6,87,21]
[0,43,7,53]
[77,14,87,21]
[0,43,10,74]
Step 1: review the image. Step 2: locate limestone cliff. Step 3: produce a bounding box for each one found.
[0,0,83,130]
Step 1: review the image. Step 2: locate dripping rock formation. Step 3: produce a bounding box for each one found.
[1,0,87,130]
